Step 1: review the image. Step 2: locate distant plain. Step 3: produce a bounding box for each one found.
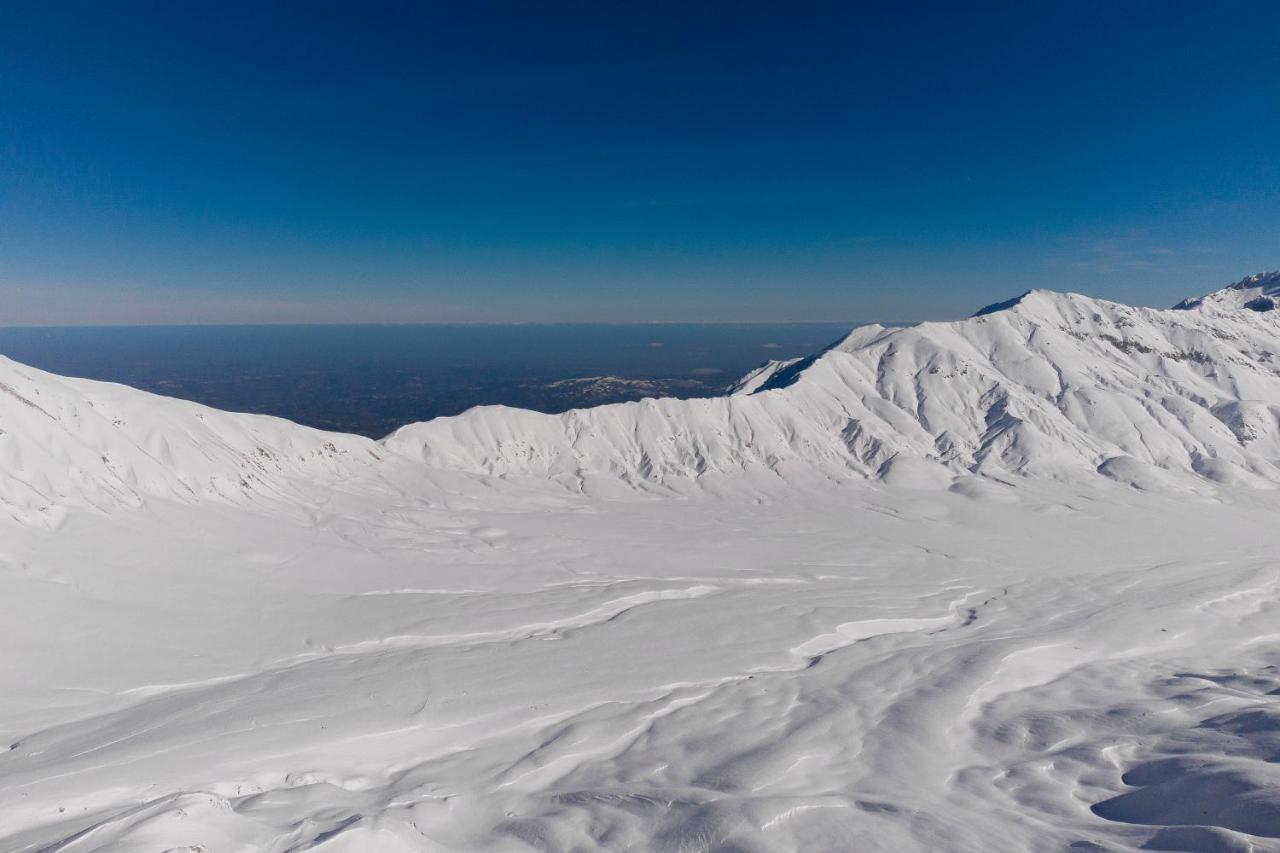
[0,323,856,438]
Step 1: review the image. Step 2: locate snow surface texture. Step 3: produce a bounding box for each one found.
[3,278,1280,852]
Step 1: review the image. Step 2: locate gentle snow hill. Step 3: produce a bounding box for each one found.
[0,355,381,525]
[386,279,1280,492]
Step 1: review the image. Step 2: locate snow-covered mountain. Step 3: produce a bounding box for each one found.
[0,356,381,525]
[388,279,1280,493]
[6,276,1280,853]
[1174,270,1280,313]
[7,273,1280,528]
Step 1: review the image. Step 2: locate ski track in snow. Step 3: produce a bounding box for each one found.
[2,276,1280,851]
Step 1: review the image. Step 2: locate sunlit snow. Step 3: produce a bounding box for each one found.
[2,277,1280,851]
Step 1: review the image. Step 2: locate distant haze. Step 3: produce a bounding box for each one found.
[0,322,855,437]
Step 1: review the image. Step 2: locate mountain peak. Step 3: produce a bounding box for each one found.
[970,288,1091,319]
[972,291,1033,317]
[9,273,1280,521]
[1173,271,1280,312]
[386,277,1280,494]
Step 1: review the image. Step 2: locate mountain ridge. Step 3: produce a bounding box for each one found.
[1173,270,1280,312]
[386,281,1280,493]
[4,274,1280,523]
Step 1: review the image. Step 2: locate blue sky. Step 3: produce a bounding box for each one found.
[2,2,1279,324]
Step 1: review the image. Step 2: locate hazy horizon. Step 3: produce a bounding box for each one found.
[0,321,855,436]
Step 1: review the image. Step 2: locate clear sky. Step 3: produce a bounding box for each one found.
[2,2,1279,325]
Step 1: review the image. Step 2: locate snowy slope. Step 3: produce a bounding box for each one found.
[4,484,1279,853]
[3,277,1280,852]
[0,355,382,525]
[8,275,1280,526]
[1174,270,1280,313]
[386,283,1280,493]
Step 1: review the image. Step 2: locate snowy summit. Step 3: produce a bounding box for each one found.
[390,279,1280,493]
[1174,270,1280,313]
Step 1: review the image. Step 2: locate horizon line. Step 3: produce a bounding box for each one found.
[0,319,917,331]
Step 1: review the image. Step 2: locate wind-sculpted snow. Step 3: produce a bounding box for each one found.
[4,479,1280,852]
[386,287,1280,493]
[6,277,1280,852]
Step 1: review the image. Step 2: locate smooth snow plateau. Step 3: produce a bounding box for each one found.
[1,275,1279,852]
